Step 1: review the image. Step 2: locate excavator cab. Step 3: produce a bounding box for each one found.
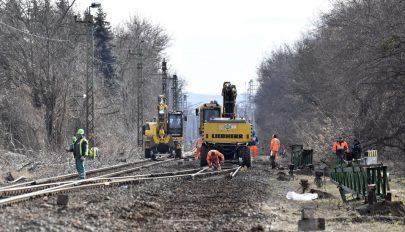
[168,112,183,137]
[202,108,220,122]
[196,101,221,134]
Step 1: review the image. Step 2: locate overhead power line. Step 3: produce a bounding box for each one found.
[0,21,70,43]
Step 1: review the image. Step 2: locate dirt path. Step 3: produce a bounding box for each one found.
[0,157,404,231]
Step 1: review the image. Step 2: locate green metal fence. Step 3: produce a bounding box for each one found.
[330,164,390,200]
[290,145,313,169]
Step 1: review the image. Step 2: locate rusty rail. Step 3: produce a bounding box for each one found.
[0,167,237,208]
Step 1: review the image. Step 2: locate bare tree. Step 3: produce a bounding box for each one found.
[256,0,405,158]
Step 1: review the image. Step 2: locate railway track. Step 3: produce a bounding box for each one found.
[0,159,156,191]
[0,166,239,208]
[0,158,174,197]
[0,154,241,208]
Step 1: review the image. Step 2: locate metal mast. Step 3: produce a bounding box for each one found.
[247,79,257,126]
[76,3,101,147]
[172,74,178,111]
[86,22,95,147]
[182,94,188,145]
[83,11,96,147]
[137,41,144,147]
[162,59,168,98]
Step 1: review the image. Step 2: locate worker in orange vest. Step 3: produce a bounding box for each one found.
[250,145,259,159]
[332,137,349,163]
[269,134,280,169]
[207,150,225,171]
[194,137,203,160]
[250,130,259,158]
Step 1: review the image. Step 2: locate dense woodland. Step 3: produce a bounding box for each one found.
[0,0,173,155]
[256,0,405,160]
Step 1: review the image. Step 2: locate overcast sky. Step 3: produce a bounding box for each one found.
[79,0,332,95]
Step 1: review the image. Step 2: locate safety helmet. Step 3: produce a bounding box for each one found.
[71,136,77,143]
[77,128,85,135]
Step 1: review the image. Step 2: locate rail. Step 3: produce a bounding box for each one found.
[0,159,173,197]
[0,167,237,208]
[0,159,154,190]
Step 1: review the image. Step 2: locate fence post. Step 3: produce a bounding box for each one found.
[376,166,382,195]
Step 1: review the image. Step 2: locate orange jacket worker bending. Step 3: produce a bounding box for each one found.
[207,150,225,171]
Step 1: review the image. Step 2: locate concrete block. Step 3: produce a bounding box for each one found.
[298,218,325,231]
[301,208,314,219]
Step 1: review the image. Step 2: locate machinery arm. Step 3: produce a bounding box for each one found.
[222,82,237,119]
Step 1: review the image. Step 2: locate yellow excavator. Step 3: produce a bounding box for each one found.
[196,82,252,167]
[143,95,183,159]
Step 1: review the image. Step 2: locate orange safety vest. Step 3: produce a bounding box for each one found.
[270,138,280,152]
[195,138,203,149]
[207,150,225,162]
[332,141,349,153]
[250,145,258,158]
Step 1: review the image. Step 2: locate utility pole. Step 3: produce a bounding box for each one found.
[161,59,179,110]
[75,3,101,148]
[161,59,168,99]
[87,20,95,147]
[172,74,178,111]
[137,41,144,147]
[182,94,188,146]
[247,79,257,127]
[244,82,248,119]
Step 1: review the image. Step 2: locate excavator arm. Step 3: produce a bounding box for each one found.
[222,82,237,119]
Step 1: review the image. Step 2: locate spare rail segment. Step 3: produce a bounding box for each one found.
[0,167,237,208]
[230,166,241,178]
[191,167,209,179]
[330,164,390,201]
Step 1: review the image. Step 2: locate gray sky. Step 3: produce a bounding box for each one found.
[80,0,331,95]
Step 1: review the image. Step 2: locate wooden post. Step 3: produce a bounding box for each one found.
[367,184,376,205]
[298,208,325,231]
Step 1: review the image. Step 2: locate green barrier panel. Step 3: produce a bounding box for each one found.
[330,164,389,201]
[290,145,313,169]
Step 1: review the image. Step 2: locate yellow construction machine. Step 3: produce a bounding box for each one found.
[143,95,183,159]
[196,82,252,167]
